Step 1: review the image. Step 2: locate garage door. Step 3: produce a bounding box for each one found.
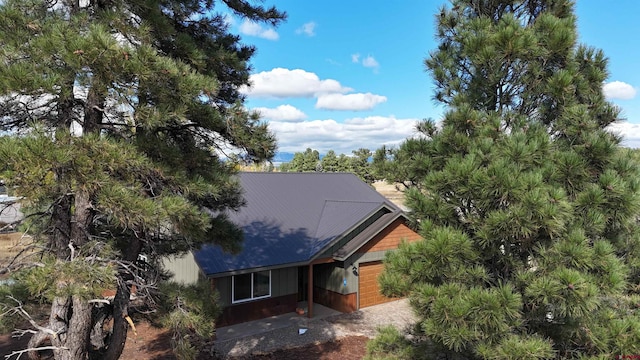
[358,261,395,308]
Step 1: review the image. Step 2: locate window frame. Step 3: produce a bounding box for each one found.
[231,270,272,304]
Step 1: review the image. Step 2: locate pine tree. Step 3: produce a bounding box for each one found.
[321,150,340,172]
[376,0,640,358]
[280,148,320,172]
[350,148,374,185]
[0,0,284,359]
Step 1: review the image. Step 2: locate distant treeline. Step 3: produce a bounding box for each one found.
[278,148,375,184]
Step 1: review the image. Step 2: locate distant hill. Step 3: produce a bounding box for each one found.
[272,152,294,164]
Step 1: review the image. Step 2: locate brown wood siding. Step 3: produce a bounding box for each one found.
[216,294,297,327]
[313,286,357,313]
[358,261,397,308]
[358,218,421,254]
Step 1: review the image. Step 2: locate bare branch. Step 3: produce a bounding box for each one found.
[68,241,75,261]
[0,239,46,275]
[4,296,65,339]
[4,346,69,360]
[11,328,37,337]
[88,299,111,304]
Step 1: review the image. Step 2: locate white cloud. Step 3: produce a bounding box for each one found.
[296,22,316,36]
[362,55,379,69]
[351,53,380,72]
[603,81,636,100]
[316,93,387,111]
[325,58,341,66]
[241,68,352,98]
[270,116,419,154]
[608,121,640,148]
[239,20,279,40]
[254,105,306,122]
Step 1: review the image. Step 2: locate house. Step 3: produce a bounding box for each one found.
[163,172,422,326]
[0,192,23,233]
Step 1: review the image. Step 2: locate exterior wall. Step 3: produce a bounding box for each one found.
[0,197,23,230]
[345,250,386,270]
[216,294,297,327]
[214,267,297,307]
[313,263,358,312]
[313,218,422,312]
[313,286,357,313]
[213,276,232,307]
[161,252,201,285]
[272,267,298,297]
[357,218,422,254]
[314,263,353,294]
[351,218,422,309]
[213,267,298,326]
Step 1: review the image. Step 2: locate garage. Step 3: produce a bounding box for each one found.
[358,261,395,308]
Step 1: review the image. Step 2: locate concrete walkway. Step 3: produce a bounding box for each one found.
[213,299,416,358]
[215,302,341,342]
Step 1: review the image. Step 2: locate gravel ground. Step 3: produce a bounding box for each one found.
[214,299,417,358]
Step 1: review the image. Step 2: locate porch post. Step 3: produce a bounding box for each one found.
[307,264,313,318]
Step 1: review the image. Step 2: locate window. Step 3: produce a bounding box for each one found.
[232,270,271,303]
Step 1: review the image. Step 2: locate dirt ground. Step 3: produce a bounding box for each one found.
[0,232,27,262]
[234,336,369,360]
[1,322,369,359]
[373,181,405,209]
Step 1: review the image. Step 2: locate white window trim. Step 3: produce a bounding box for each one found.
[231,270,272,304]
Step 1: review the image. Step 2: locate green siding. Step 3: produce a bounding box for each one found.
[215,267,297,306]
[314,262,359,294]
[215,277,232,307]
[272,267,297,296]
[314,250,391,295]
[161,252,201,285]
[348,250,388,266]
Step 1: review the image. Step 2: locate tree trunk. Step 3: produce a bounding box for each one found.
[102,237,142,360]
[100,278,132,360]
[89,305,111,351]
[84,82,106,134]
[49,191,72,259]
[27,331,50,360]
[71,189,93,248]
[47,295,71,359]
[60,296,93,360]
[28,295,93,360]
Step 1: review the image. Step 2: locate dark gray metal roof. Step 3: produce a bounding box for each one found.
[194,172,398,276]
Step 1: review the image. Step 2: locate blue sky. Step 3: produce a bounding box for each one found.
[227,1,640,155]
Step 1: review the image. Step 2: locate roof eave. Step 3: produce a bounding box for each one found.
[308,202,399,263]
[202,255,336,278]
[332,211,408,262]
[202,260,310,278]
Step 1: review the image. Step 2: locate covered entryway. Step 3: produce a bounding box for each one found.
[358,261,395,308]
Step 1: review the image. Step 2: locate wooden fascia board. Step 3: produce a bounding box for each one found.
[204,257,335,279]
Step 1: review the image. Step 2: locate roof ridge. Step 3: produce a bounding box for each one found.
[307,199,334,259]
[311,199,387,238]
[311,199,331,241]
